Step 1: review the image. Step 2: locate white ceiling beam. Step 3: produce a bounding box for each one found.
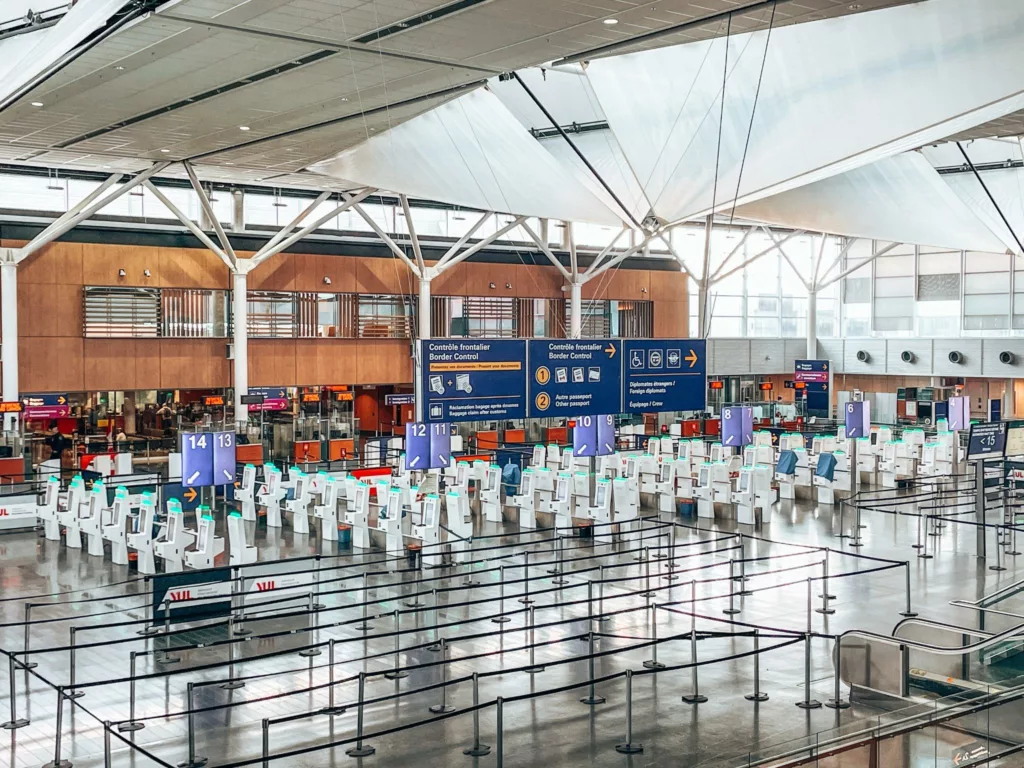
[183,160,236,268]
[259,191,330,257]
[249,188,375,270]
[815,236,859,286]
[400,194,425,273]
[433,216,528,276]
[707,225,758,283]
[818,241,900,290]
[764,226,811,292]
[351,201,420,277]
[18,163,170,262]
[583,227,630,278]
[143,181,232,269]
[522,222,573,282]
[656,230,700,285]
[436,212,493,269]
[709,231,803,287]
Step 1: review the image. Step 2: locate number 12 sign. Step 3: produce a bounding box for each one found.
[406,422,451,470]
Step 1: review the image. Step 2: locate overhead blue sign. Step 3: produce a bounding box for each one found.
[527,340,621,418]
[182,432,214,488]
[421,340,527,423]
[597,415,616,456]
[623,340,706,413]
[212,431,235,486]
[572,414,599,457]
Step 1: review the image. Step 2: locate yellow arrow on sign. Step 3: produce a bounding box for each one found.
[685,349,699,368]
[184,487,198,503]
[605,344,616,359]
[57,396,66,405]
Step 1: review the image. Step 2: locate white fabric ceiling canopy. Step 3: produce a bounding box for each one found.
[311,87,625,226]
[734,152,1013,254]
[585,0,1024,226]
[0,0,131,105]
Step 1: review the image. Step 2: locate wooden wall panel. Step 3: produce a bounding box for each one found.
[293,253,357,293]
[430,259,463,296]
[653,300,688,339]
[160,340,228,389]
[357,340,412,384]
[20,337,83,393]
[84,339,136,391]
[312,340,360,386]
[20,242,84,286]
[81,244,161,287]
[583,268,651,300]
[357,258,410,295]
[135,341,162,390]
[19,283,58,337]
[159,247,229,289]
[248,340,296,387]
[248,254,296,291]
[650,270,689,302]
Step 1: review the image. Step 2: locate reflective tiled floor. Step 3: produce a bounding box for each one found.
[1,483,1021,767]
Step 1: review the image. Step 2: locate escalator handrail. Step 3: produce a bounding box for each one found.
[839,618,1024,658]
[891,616,995,642]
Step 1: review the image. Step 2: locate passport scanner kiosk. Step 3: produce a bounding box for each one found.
[413,494,443,567]
[588,478,613,545]
[612,477,640,543]
[39,475,61,541]
[514,469,538,529]
[228,511,258,565]
[377,485,409,556]
[314,474,341,541]
[480,464,503,523]
[236,464,257,521]
[446,489,473,564]
[128,492,157,574]
[546,472,573,529]
[656,459,676,513]
[102,486,131,565]
[347,481,372,548]
[258,465,286,528]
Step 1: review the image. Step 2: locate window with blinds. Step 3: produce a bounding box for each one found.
[162,289,228,338]
[83,286,161,338]
[566,299,654,338]
[357,294,414,338]
[248,291,296,337]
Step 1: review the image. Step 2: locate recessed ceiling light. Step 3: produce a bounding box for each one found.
[848,3,861,8]
[603,18,618,25]
[341,97,348,102]
[31,101,43,107]
[225,162,234,165]
[160,148,170,153]
[114,65,125,71]
[255,177,263,181]
[239,125,250,131]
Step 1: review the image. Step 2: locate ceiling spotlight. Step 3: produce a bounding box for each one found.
[114,65,125,71]
[239,125,250,131]
[143,269,151,277]
[848,2,861,8]
[603,18,618,25]
[31,101,43,107]
[118,269,126,277]
[160,148,170,153]
[323,276,332,285]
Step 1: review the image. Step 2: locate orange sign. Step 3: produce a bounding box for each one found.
[794,381,807,390]
[203,396,225,407]
[335,392,354,402]
[709,381,724,390]
[301,393,321,404]
[759,382,773,391]
[0,402,22,413]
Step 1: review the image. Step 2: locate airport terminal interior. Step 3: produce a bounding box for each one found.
[6,0,1024,766]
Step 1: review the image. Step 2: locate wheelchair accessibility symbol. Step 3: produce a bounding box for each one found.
[630,350,644,369]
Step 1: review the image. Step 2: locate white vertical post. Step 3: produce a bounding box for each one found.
[1005,378,1016,419]
[806,288,818,359]
[1,260,18,431]
[569,281,582,339]
[233,270,249,424]
[416,277,432,423]
[231,190,245,233]
[698,214,713,338]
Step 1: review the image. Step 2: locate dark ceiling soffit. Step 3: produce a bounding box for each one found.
[353,0,490,44]
[553,0,795,66]
[183,80,485,162]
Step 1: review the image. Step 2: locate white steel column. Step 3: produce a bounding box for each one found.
[415,276,432,423]
[698,215,713,338]
[1,259,18,430]
[806,289,818,358]
[569,281,582,339]
[233,270,249,422]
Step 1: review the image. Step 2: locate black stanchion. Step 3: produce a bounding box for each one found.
[463,672,491,757]
[579,632,605,705]
[614,670,643,754]
[744,629,768,702]
[345,673,375,757]
[429,639,455,714]
[1,654,29,730]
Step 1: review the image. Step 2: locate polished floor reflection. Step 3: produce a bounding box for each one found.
[1,485,1020,768]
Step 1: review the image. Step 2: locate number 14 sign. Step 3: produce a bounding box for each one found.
[183,431,236,488]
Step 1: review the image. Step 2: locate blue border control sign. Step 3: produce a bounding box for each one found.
[527,340,621,418]
[421,340,527,422]
[623,340,706,413]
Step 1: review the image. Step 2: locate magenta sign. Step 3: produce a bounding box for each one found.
[794,360,829,384]
[23,394,70,419]
[248,388,289,411]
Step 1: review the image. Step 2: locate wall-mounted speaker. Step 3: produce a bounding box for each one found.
[900,350,915,364]
[856,350,870,363]
[1000,351,1016,365]
[948,350,964,365]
